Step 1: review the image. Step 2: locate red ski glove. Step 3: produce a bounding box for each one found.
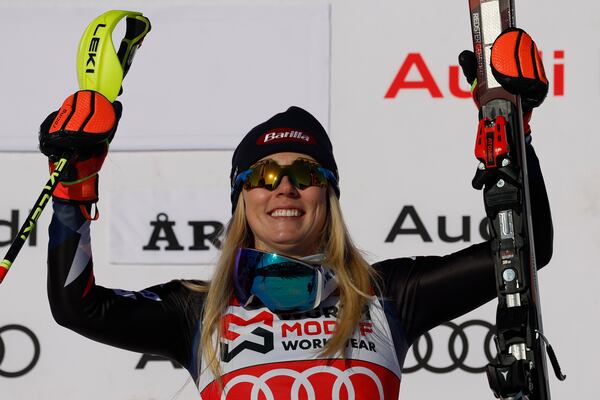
[491,28,548,111]
[39,90,121,214]
[459,28,548,134]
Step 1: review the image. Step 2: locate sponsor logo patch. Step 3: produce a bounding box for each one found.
[200,359,400,400]
[221,311,275,362]
[257,128,315,145]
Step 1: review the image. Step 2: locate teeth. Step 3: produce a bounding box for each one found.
[271,209,301,217]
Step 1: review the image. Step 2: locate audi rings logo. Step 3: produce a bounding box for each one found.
[404,320,495,374]
[0,325,41,378]
[225,367,384,400]
[201,360,398,399]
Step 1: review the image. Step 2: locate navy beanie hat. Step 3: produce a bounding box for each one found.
[230,106,339,212]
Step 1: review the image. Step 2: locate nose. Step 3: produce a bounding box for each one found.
[275,176,299,197]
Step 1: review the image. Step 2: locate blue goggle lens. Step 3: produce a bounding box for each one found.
[233,248,322,313]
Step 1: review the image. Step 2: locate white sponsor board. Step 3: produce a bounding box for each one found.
[0,2,330,151]
[1,0,599,400]
[109,151,230,265]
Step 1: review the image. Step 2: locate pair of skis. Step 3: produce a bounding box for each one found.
[467,1,564,399]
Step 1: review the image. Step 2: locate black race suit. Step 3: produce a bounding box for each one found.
[47,144,552,399]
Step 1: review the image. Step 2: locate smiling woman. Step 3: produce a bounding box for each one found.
[231,109,337,259]
[191,106,382,388]
[242,154,329,257]
[45,30,553,400]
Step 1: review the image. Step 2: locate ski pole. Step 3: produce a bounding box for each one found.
[0,10,151,284]
[0,157,71,283]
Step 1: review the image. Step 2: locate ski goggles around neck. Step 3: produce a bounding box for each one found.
[233,158,337,192]
[233,248,324,313]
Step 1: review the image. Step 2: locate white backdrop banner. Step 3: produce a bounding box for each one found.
[109,151,231,265]
[0,3,330,151]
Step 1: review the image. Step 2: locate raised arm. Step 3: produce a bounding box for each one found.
[48,202,202,366]
[375,30,553,344]
[42,92,204,370]
[375,142,552,343]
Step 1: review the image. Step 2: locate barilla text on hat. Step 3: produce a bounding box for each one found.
[257,128,316,145]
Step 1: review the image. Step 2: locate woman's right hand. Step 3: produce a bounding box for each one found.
[39,90,121,206]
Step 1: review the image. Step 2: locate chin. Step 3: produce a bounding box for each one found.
[266,240,317,257]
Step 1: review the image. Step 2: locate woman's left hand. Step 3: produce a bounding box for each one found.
[489,28,548,112]
[458,28,548,134]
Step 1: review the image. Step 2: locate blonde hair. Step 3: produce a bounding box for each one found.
[185,187,379,381]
